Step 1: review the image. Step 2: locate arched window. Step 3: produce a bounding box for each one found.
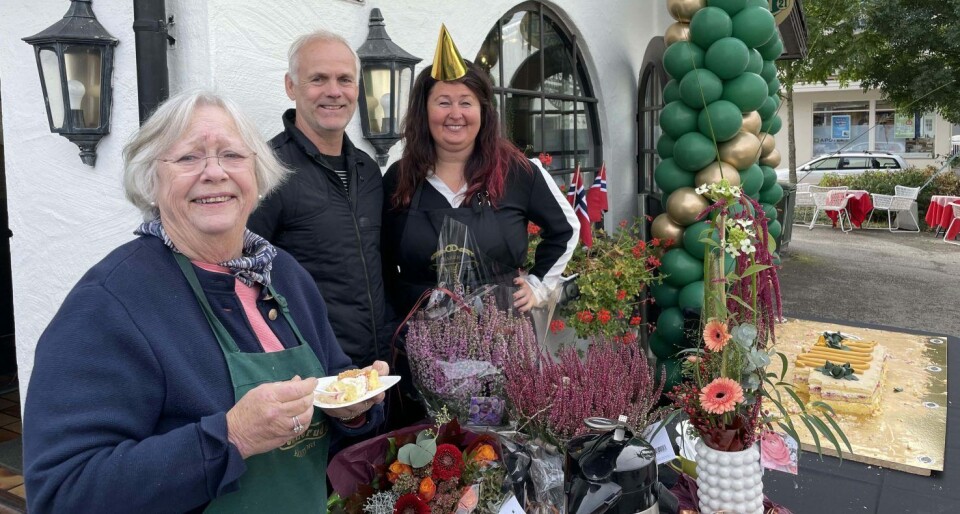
[475,2,601,176]
[637,37,668,196]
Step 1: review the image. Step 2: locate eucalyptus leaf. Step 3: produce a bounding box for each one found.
[398,438,437,468]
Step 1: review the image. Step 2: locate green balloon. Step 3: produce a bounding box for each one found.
[760,61,778,82]
[651,281,681,309]
[674,132,719,172]
[732,6,776,48]
[739,163,764,197]
[655,158,696,196]
[772,251,782,267]
[650,332,680,360]
[660,101,699,139]
[760,165,778,189]
[707,0,747,16]
[758,34,784,61]
[679,69,724,109]
[678,281,705,311]
[698,100,743,142]
[683,220,718,258]
[657,133,676,159]
[705,37,750,80]
[721,72,768,112]
[765,115,783,134]
[656,357,685,393]
[663,41,706,81]
[761,202,778,221]
[757,95,778,120]
[661,248,705,288]
[768,219,783,239]
[657,307,687,345]
[664,79,681,104]
[758,182,784,204]
[767,77,781,96]
[745,0,768,7]
[746,48,764,74]
[690,7,733,49]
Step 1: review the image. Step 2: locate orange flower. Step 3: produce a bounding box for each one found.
[699,377,745,415]
[703,319,732,352]
[387,460,412,483]
[471,443,497,463]
[418,477,436,501]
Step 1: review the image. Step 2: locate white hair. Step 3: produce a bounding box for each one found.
[122,90,290,220]
[287,29,361,82]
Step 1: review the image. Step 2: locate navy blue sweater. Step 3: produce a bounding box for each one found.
[23,236,381,513]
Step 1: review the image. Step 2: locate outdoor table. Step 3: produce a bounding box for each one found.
[827,190,873,228]
[926,195,960,238]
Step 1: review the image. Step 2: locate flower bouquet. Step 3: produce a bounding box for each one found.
[328,412,509,514]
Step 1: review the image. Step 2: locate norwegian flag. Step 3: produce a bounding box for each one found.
[567,165,593,248]
[587,162,608,222]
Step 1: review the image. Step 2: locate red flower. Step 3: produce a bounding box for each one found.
[622,331,636,344]
[646,256,661,267]
[619,219,629,229]
[538,152,553,166]
[629,316,642,326]
[432,444,464,481]
[527,223,541,235]
[597,309,612,324]
[637,240,647,250]
[577,310,594,323]
[665,238,675,247]
[645,215,654,222]
[550,319,566,333]
[614,270,623,278]
[651,238,661,247]
[632,246,642,258]
[616,290,627,301]
[394,493,431,514]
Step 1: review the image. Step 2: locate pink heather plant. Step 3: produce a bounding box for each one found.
[405,296,536,421]
[502,336,668,447]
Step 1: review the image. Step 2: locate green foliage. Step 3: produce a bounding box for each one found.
[818,166,960,227]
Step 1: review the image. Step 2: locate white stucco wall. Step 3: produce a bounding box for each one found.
[1,0,142,403]
[2,0,671,399]
[774,82,954,170]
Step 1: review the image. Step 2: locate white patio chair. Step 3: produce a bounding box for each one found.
[945,203,960,246]
[870,185,921,232]
[793,184,814,224]
[810,190,853,233]
[806,185,848,226]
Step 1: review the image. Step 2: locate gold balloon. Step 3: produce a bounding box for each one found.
[667,0,706,22]
[741,111,762,136]
[651,214,684,248]
[695,161,742,188]
[664,22,691,46]
[666,187,710,226]
[758,132,776,157]
[760,148,782,167]
[719,132,762,170]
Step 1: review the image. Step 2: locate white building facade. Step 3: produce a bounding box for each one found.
[1,0,678,398]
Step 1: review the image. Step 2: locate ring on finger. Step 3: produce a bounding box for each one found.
[292,415,304,434]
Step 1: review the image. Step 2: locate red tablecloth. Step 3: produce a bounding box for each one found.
[827,190,873,228]
[926,195,960,240]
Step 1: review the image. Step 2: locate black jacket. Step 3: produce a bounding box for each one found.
[248,109,388,366]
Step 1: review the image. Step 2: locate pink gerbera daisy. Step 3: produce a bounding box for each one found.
[703,319,732,352]
[699,377,744,415]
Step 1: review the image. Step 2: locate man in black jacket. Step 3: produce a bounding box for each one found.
[249,30,388,368]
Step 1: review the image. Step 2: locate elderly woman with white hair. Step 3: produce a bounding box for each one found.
[22,90,387,513]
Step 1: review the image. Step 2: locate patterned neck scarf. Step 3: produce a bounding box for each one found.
[135,219,277,287]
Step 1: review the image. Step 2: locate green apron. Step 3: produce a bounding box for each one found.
[174,254,329,513]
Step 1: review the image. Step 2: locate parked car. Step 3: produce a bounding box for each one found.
[775,152,907,184]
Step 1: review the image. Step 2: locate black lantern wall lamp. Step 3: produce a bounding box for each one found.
[23,0,118,166]
[357,8,421,166]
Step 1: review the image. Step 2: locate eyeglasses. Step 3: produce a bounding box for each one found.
[158,151,257,176]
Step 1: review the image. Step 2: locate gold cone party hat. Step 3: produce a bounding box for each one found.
[431,24,467,81]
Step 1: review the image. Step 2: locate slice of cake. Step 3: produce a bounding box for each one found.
[316,369,381,404]
[793,338,888,416]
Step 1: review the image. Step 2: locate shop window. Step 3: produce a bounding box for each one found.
[476,3,601,178]
[812,101,869,155]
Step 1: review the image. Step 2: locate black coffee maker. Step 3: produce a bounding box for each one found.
[564,416,667,514]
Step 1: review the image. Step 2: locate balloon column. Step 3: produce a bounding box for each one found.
[651,0,785,390]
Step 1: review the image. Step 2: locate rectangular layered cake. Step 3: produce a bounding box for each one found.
[793,336,888,416]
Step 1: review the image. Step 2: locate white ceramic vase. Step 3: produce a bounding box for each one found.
[695,440,764,514]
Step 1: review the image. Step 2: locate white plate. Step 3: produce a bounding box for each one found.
[312,375,401,409]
